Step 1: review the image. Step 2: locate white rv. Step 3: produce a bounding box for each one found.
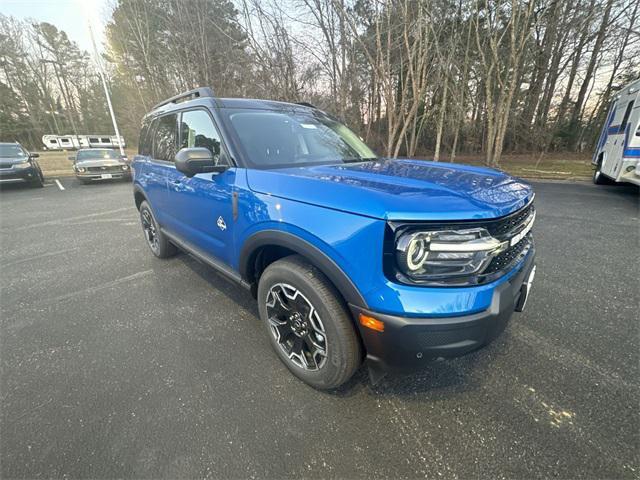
[42,134,125,151]
[592,78,640,186]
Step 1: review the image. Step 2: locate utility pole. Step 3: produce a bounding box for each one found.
[87,21,125,157]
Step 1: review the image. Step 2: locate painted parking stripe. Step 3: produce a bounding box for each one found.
[54,179,65,191]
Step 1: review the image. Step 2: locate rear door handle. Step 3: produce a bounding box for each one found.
[169,179,181,186]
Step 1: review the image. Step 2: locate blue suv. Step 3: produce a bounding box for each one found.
[133,88,536,389]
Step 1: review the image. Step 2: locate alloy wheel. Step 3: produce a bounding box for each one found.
[141,209,159,253]
[265,283,328,370]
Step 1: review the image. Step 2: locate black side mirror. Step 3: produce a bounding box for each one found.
[30,153,39,158]
[175,147,227,177]
[68,155,75,161]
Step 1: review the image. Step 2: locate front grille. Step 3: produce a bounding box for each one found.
[86,166,122,173]
[484,233,533,275]
[484,202,535,240]
[0,164,13,169]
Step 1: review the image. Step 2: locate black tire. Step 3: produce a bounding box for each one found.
[257,255,362,390]
[593,158,611,185]
[31,170,44,188]
[139,200,177,258]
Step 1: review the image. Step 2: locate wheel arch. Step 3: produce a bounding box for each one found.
[133,185,148,210]
[239,230,368,309]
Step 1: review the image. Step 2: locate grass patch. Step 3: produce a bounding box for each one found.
[35,149,593,181]
[423,152,593,181]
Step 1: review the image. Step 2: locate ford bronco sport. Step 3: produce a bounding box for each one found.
[133,87,536,389]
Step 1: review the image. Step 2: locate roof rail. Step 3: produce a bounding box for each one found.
[296,101,316,108]
[152,87,215,111]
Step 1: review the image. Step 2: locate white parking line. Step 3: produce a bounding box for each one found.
[54,179,65,191]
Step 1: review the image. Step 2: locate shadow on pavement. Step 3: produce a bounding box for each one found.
[175,249,494,399]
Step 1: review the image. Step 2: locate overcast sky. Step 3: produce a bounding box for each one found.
[2,0,110,52]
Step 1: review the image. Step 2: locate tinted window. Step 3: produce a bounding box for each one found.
[89,137,99,143]
[226,110,376,169]
[153,114,178,162]
[139,118,153,155]
[101,138,110,143]
[77,149,120,161]
[0,144,26,157]
[619,101,634,133]
[179,110,227,165]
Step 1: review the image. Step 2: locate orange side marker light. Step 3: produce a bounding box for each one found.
[359,313,385,332]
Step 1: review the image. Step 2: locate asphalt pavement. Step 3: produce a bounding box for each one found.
[1,177,638,479]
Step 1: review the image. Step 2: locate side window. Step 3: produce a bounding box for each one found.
[138,118,152,155]
[153,114,178,162]
[179,110,228,166]
[619,101,634,133]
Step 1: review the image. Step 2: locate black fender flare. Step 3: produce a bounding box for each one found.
[239,229,368,309]
[133,184,149,210]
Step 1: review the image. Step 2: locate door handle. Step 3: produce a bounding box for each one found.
[169,179,182,186]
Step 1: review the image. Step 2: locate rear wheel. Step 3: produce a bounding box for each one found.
[257,255,362,390]
[139,200,177,258]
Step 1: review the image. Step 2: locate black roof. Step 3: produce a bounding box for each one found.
[146,90,316,118]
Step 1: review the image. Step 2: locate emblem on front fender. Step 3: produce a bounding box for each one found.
[217,216,227,231]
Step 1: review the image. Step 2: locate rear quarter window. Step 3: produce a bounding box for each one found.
[138,118,153,155]
[152,114,178,162]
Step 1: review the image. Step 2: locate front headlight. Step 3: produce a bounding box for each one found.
[76,166,86,173]
[121,164,129,170]
[14,161,31,169]
[395,228,502,280]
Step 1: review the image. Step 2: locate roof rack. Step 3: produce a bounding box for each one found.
[152,87,215,111]
[296,101,316,108]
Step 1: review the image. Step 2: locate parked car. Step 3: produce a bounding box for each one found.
[70,148,131,183]
[0,142,45,188]
[133,87,537,390]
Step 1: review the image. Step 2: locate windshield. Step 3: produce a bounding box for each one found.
[76,149,120,161]
[226,110,376,169]
[0,144,27,158]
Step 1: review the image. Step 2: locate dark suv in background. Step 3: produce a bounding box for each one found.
[0,142,45,188]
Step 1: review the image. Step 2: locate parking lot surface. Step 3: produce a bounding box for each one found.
[1,178,638,479]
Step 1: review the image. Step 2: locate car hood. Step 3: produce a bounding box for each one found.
[75,159,124,168]
[0,156,28,166]
[246,159,534,221]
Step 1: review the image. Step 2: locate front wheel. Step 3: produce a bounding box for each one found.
[139,200,177,258]
[257,255,362,390]
[593,159,611,185]
[31,171,44,188]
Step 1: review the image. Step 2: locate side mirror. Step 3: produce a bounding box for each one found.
[68,155,75,161]
[30,153,39,158]
[175,147,227,177]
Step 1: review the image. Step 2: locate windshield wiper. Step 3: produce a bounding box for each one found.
[342,157,378,163]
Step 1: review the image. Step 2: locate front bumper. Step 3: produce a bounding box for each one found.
[0,166,38,183]
[76,171,131,181]
[350,250,536,372]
